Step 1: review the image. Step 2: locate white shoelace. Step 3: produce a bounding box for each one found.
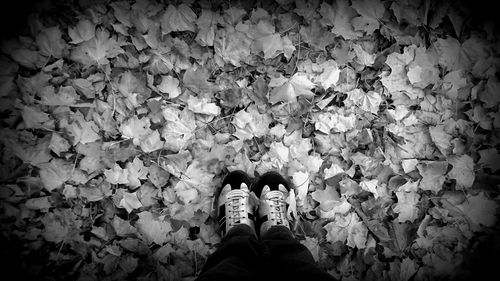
[266,191,287,226]
[226,190,249,227]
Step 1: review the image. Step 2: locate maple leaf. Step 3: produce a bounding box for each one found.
[456,192,498,228]
[284,130,312,158]
[148,163,170,188]
[324,163,345,178]
[478,148,500,172]
[249,20,284,60]
[79,180,112,202]
[311,185,351,219]
[25,196,51,211]
[465,105,492,130]
[115,71,152,108]
[269,73,315,104]
[324,212,368,248]
[41,209,78,243]
[393,189,420,223]
[161,106,196,152]
[110,1,132,27]
[135,211,172,245]
[125,157,149,188]
[36,26,66,58]
[119,191,143,213]
[161,150,192,179]
[381,46,424,100]
[139,130,164,153]
[268,141,290,169]
[478,77,500,107]
[301,237,320,261]
[182,67,218,94]
[360,179,379,199]
[104,164,129,185]
[441,70,468,100]
[174,160,214,203]
[71,27,124,66]
[119,116,151,146]
[417,161,448,192]
[196,9,219,46]
[434,37,471,71]
[232,104,271,140]
[158,75,181,99]
[223,7,246,25]
[68,19,96,44]
[61,111,101,145]
[319,0,362,40]
[347,89,382,114]
[447,155,474,189]
[428,125,453,157]
[112,216,138,237]
[407,46,439,88]
[299,20,335,51]
[161,4,197,34]
[214,27,252,67]
[39,85,79,106]
[314,60,340,89]
[138,183,158,207]
[186,95,221,116]
[351,0,385,34]
[22,105,54,129]
[313,110,356,133]
[351,43,376,66]
[49,133,70,156]
[292,171,309,208]
[39,159,72,191]
[293,0,320,21]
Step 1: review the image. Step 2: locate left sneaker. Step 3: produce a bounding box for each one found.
[216,170,258,237]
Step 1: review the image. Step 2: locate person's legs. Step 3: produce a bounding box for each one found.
[254,172,337,281]
[261,226,337,280]
[196,224,261,281]
[196,171,261,281]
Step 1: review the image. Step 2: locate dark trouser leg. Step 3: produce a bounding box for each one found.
[261,226,338,281]
[195,224,261,281]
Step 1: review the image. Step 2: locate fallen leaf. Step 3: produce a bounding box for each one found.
[393,190,420,223]
[119,191,143,213]
[39,159,72,191]
[196,9,218,46]
[161,4,197,34]
[68,19,96,44]
[186,95,221,115]
[157,75,181,98]
[292,171,309,207]
[25,196,51,210]
[71,27,124,66]
[429,125,452,157]
[49,133,70,156]
[135,211,172,245]
[360,179,379,199]
[64,111,101,145]
[351,0,385,34]
[417,161,448,192]
[36,26,66,58]
[447,155,474,189]
[455,192,497,227]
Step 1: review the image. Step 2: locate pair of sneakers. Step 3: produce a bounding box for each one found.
[216,171,291,237]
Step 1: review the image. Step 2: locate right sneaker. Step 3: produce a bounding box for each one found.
[253,171,291,236]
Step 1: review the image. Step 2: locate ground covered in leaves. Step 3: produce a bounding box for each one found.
[1,0,499,280]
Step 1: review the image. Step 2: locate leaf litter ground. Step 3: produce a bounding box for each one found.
[0,0,499,280]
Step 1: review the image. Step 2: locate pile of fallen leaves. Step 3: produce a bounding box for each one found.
[0,0,499,280]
